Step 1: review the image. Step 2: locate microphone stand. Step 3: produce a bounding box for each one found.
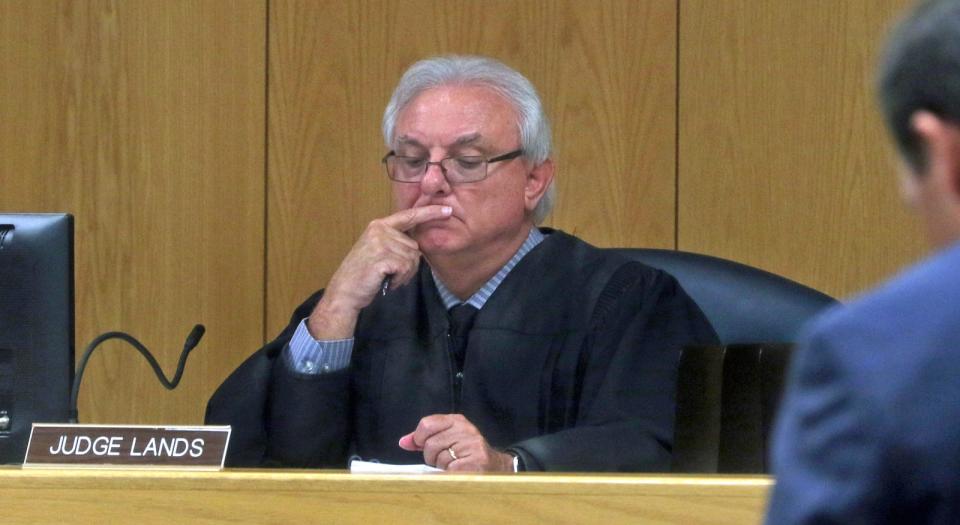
[68,325,205,424]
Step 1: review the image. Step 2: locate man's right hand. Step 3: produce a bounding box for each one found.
[306,205,453,340]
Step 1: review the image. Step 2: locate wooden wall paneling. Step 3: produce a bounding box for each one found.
[678,0,924,299]
[267,0,677,334]
[528,0,677,249]
[0,1,265,424]
[677,0,922,297]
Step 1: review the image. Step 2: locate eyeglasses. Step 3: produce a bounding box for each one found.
[382,149,523,184]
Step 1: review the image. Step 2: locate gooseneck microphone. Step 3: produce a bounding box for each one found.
[68,324,205,423]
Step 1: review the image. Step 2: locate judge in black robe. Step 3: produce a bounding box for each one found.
[206,229,717,471]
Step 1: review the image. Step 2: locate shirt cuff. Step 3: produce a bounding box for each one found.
[283,318,354,374]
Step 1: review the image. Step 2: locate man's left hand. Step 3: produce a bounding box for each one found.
[398,414,515,472]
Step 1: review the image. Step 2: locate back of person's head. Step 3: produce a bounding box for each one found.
[382,55,555,224]
[878,0,960,173]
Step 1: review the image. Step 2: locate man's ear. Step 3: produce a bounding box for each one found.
[911,111,960,199]
[524,159,555,212]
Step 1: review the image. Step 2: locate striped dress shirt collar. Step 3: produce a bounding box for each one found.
[432,227,546,311]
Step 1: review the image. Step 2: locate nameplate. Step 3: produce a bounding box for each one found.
[23,424,231,470]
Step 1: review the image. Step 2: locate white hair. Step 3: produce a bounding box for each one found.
[382,55,555,224]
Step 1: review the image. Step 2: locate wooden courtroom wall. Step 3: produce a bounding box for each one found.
[0,0,925,425]
[679,0,924,297]
[0,1,265,424]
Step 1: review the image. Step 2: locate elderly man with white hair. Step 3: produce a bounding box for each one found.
[207,55,717,472]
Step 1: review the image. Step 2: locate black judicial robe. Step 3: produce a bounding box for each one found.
[206,230,718,471]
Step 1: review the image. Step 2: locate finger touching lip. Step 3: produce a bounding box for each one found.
[419,205,460,221]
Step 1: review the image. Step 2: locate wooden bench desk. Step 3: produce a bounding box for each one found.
[0,466,771,524]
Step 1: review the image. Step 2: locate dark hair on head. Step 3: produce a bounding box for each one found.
[877,0,960,174]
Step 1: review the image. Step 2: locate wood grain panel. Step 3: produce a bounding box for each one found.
[267,0,677,334]
[0,468,772,524]
[679,0,923,299]
[0,1,265,424]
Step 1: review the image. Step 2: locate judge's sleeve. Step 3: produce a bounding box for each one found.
[206,290,353,468]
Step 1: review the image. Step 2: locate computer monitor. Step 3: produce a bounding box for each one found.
[0,213,74,463]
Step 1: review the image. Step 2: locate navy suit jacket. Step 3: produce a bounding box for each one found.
[767,241,960,524]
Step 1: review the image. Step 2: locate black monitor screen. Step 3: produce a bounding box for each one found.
[0,213,74,463]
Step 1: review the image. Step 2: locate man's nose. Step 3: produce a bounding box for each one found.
[420,162,450,194]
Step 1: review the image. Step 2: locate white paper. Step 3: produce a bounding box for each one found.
[349,459,442,474]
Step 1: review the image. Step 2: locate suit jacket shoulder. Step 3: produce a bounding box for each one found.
[768,241,960,523]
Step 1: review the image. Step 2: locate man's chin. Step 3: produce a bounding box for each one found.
[414,228,466,255]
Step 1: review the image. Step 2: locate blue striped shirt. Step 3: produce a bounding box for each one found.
[285,228,545,374]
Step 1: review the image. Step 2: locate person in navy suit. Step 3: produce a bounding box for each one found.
[767,1,960,523]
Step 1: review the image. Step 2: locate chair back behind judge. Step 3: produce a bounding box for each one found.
[610,248,836,473]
